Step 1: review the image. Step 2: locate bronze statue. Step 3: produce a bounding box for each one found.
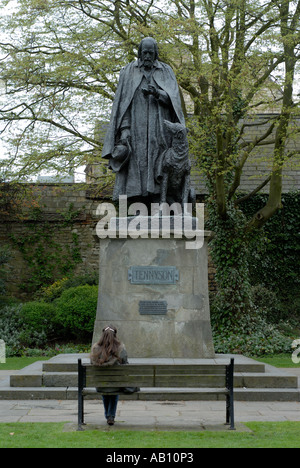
[102,37,190,207]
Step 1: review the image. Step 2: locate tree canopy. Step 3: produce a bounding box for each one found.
[0,0,299,194]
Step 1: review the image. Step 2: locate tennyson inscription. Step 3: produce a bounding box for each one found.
[139,300,167,315]
[128,266,179,285]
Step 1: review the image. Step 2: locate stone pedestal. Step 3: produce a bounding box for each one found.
[92,222,215,358]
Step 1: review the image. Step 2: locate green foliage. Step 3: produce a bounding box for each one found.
[0,245,10,295]
[10,206,82,294]
[208,191,300,326]
[251,284,281,322]
[0,0,298,188]
[0,304,49,355]
[54,285,98,338]
[240,192,300,301]
[20,301,57,336]
[35,277,70,302]
[212,312,293,356]
[0,305,23,351]
[0,279,98,354]
[0,0,298,331]
[36,272,99,302]
[211,260,299,356]
[207,200,254,324]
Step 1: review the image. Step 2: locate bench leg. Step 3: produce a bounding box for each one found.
[225,359,235,430]
[226,393,235,430]
[78,391,84,431]
[226,394,230,425]
[229,389,235,430]
[77,359,86,431]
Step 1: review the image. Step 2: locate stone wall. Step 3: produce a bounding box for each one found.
[0,185,100,298]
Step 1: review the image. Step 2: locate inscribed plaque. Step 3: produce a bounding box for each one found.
[139,301,167,315]
[128,266,179,285]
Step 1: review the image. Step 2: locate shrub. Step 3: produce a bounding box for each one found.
[241,192,300,304]
[0,304,49,355]
[37,278,69,302]
[20,301,58,336]
[212,313,293,356]
[0,305,23,351]
[54,285,98,338]
[36,272,99,302]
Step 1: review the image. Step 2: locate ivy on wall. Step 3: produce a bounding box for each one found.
[10,204,82,295]
[239,191,300,300]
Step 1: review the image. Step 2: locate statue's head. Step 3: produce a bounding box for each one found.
[138,37,159,69]
[164,120,189,140]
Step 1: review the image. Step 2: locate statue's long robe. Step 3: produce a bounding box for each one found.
[102,59,185,200]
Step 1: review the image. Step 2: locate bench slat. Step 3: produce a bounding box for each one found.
[83,364,227,375]
[86,376,153,387]
[155,366,227,375]
[155,375,227,387]
[85,365,154,376]
[82,387,229,396]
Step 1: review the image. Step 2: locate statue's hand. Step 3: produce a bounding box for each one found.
[142,85,159,99]
[120,128,131,140]
[148,84,159,98]
[141,87,150,96]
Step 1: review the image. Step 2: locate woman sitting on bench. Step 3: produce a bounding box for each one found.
[90,325,128,426]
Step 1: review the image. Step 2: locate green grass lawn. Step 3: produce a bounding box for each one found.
[255,354,300,368]
[0,421,300,448]
[0,357,50,370]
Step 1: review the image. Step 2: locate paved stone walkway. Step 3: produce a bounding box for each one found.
[0,399,300,431]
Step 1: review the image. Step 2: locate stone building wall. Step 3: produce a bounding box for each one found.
[0,185,101,298]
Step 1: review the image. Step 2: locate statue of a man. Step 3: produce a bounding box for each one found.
[102,37,185,205]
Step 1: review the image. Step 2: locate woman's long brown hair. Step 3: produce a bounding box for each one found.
[97,325,121,365]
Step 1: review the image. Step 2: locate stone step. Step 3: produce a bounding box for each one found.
[9,371,298,389]
[42,354,266,374]
[0,386,299,402]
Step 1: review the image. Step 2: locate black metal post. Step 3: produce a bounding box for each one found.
[77,359,84,431]
[228,358,235,430]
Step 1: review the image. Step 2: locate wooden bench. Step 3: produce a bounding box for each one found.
[77,358,235,430]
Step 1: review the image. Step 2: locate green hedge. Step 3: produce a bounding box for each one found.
[21,301,57,335]
[54,285,98,338]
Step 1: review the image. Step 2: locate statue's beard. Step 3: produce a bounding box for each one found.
[141,58,154,69]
